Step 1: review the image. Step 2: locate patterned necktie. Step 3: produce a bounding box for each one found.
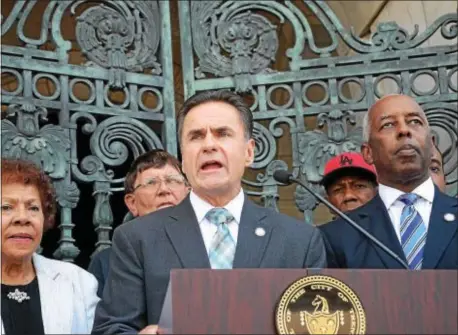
[206,208,236,269]
[399,193,427,270]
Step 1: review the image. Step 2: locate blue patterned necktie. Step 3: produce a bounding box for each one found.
[399,193,427,270]
[206,208,236,269]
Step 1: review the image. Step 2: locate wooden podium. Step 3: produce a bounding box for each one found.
[159,269,457,334]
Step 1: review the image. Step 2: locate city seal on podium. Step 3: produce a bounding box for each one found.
[275,275,366,335]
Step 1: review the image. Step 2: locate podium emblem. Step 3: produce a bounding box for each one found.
[275,275,366,334]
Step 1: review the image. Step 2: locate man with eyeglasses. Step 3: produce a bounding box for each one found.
[88,149,189,297]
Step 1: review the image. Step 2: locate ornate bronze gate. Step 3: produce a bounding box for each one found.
[178,1,457,223]
[1,1,177,264]
[1,0,457,265]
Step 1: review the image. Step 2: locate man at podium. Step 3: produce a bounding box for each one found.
[92,90,327,335]
[320,94,457,270]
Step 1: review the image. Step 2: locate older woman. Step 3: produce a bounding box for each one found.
[1,158,99,335]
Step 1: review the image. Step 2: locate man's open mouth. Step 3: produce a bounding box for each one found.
[200,160,223,171]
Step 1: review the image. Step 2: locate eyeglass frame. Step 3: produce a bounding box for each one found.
[132,174,187,193]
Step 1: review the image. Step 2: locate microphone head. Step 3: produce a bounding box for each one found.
[273,170,293,185]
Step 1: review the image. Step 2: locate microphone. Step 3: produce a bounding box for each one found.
[273,170,409,269]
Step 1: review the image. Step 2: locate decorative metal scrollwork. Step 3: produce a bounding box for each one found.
[1,101,80,209]
[298,110,363,185]
[1,0,175,263]
[184,1,457,225]
[89,116,163,167]
[294,182,324,224]
[191,1,281,92]
[72,1,162,88]
[259,160,289,212]
[303,2,457,54]
[424,102,458,196]
[366,15,457,51]
[69,112,164,183]
[92,182,113,253]
[252,122,277,169]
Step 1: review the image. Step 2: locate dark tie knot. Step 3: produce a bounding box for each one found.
[205,208,234,226]
[399,193,420,206]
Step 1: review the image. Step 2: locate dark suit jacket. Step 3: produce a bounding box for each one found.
[88,212,135,297]
[92,195,326,334]
[320,187,458,269]
[88,247,111,298]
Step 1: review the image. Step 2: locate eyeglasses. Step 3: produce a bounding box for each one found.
[133,175,186,192]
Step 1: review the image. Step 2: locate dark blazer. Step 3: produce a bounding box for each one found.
[320,187,458,269]
[92,195,326,334]
[88,247,111,298]
[88,212,135,297]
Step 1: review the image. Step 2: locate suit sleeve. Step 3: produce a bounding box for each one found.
[87,253,106,298]
[91,228,147,335]
[319,225,344,268]
[303,227,327,268]
[321,230,341,268]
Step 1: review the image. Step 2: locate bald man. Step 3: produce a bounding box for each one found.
[320,94,457,269]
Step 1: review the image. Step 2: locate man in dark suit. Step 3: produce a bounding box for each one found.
[92,90,327,335]
[87,212,133,297]
[320,94,457,270]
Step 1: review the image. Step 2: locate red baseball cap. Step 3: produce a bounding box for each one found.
[321,152,378,188]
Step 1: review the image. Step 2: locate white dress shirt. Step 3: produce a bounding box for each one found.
[189,189,245,253]
[378,177,435,243]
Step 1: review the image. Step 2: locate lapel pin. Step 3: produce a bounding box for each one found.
[444,213,456,222]
[255,227,266,237]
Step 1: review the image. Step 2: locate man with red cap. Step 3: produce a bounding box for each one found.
[321,152,378,213]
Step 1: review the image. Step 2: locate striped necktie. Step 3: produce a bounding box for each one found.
[399,193,427,270]
[206,208,236,269]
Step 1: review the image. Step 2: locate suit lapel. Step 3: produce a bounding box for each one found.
[422,188,458,268]
[165,196,211,268]
[233,199,271,268]
[33,254,73,334]
[357,195,407,269]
